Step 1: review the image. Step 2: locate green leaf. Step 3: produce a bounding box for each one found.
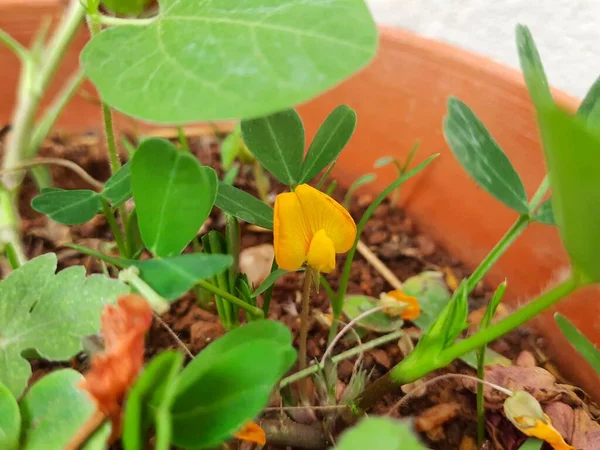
[123,351,184,450]
[300,105,357,183]
[335,417,426,450]
[220,127,245,170]
[215,182,274,229]
[172,321,295,448]
[31,189,101,225]
[555,313,600,373]
[20,369,111,450]
[402,271,451,332]
[0,381,19,450]
[374,156,395,168]
[520,438,544,450]
[101,0,152,15]
[460,347,512,368]
[532,198,555,225]
[0,254,129,397]
[136,254,233,300]
[481,280,506,330]
[344,173,376,208]
[222,165,240,185]
[515,25,552,107]
[81,0,377,123]
[241,109,304,185]
[537,106,600,281]
[131,138,218,257]
[102,161,132,207]
[578,76,600,123]
[251,268,298,298]
[444,98,528,213]
[343,295,404,333]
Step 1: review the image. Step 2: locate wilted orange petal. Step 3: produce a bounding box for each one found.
[514,417,574,450]
[79,294,153,441]
[234,421,266,445]
[274,191,310,271]
[386,290,421,320]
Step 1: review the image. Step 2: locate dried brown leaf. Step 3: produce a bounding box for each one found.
[415,402,462,432]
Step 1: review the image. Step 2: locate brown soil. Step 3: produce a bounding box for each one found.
[2,130,595,450]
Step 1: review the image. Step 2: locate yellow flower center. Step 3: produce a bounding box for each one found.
[306,229,336,273]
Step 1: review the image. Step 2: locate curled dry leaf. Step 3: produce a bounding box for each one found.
[239,243,274,288]
[545,402,600,450]
[415,402,462,432]
[79,294,153,439]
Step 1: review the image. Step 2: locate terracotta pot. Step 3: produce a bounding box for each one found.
[1,2,599,398]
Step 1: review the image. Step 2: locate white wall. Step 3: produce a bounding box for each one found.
[367,0,600,98]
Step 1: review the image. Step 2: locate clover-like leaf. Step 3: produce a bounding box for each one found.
[402,271,451,332]
[20,369,111,450]
[102,161,132,207]
[131,138,218,257]
[335,417,426,450]
[343,295,404,333]
[0,381,19,450]
[31,189,101,225]
[515,25,552,108]
[0,254,129,397]
[81,0,377,123]
[215,182,274,229]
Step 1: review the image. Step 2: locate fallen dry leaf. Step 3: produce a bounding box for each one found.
[79,294,153,440]
[515,351,537,368]
[545,401,600,450]
[239,243,274,288]
[415,402,462,432]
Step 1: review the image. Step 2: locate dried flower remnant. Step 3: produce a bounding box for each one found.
[234,421,266,445]
[79,294,153,439]
[380,290,421,320]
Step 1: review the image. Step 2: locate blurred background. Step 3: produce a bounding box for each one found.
[367,0,600,97]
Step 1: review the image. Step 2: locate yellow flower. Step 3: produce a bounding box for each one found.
[380,290,421,320]
[274,184,357,273]
[234,421,266,445]
[504,391,574,450]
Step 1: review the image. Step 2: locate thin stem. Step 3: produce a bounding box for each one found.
[153,312,194,359]
[196,279,264,319]
[118,267,170,314]
[98,15,157,26]
[253,160,270,203]
[0,29,28,61]
[319,276,335,304]
[356,240,403,290]
[101,199,128,258]
[529,174,550,212]
[261,260,278,316]
[101,103,121,173]
[280,330,405,388]
[0,190,26,266]
[298,269,314,372]
[178,126,191,152]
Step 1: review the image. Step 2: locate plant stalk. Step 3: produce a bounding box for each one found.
[298,269,314,372]
[196,279,264,319]
[100,199,128,258]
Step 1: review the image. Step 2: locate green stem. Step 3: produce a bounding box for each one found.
[529,174,550,212]
[178,126,191,152]
[298,269,314,373]
[101,199,128,258]
[196,279,264,319]
[98,15,157,27]
[261,260,278,316]
[0,29,28,61]
[118,267,170,314]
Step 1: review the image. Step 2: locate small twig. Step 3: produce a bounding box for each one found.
[0,157,104,190]
[64,409,106,450]
[153,312,194,359]
[386,373,513,415]
[263,404,348,412]
[356,240,403,290]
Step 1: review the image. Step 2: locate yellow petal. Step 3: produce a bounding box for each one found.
[234,421,266,445]
[294,184,356,253]
[514,417,574,450]
[274,191,311,270]
[306,229,336,273]
[384,290,421,320]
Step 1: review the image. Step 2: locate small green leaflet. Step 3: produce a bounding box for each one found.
[515,25,553,108]
[343,295,404,332]
[20,370,111,450]
[131,138,218,257]
[251,268,294,297]
[403,271,451,332]
[344,173,376,208]
[241,109,304,186]
[81,0,377,123]
[31,189,101,224]
[0,254,129,397]
[215,182,274,229]
[102,161,132,207]
[300,105,357,183]
[101,0,152,15]
[335,417,426,450]
[0,381,19,450]
[444,97,529,214]
[532,198,556,225]
[555,313,600,374]
[171,321,296,448]
[578,76,600,123]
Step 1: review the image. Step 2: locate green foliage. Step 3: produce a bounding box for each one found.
[444,97,529,214]
[136,254,233,300]
[81,0,377,123]
[532,199,555,225]
[241,109,304,186]
[515,25,552,108]
[31,189,101,225]
[402,271,451,331]
[335,417,426,450]
[220,126,254,170]
[101,0,152,15]
[555,313,600,373]
[0,381,19,450]
[102,161,132,207]
[300,105,357,183]
[343,295,404,332]
[251,268,296,298]
[579,76,600,125]
[20,370,111,450]
[215,182,274,229]
[123,351,184,450]
[344,173,376,209]
[171,321,296,448]
[0,253,128,397]
[131,138,217,257]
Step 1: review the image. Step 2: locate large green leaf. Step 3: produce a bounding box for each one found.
[136,254,233,300]
[215,182,274,229]
[300,105,357,183]
[102,161,132,207]
[81,0,377,123]
[335,417,426,450]
[0,254,129,397]
[171,321,295,448]
[102,0,152,15]
[444,97,529,213]
[31,189,101,225]
[555,313,600,374]
[0,381,19,450]
[123,351,184,450]
[536,106,600,282]
[241,109,304,185]
[20,370,111,450]
[131,138,218,257]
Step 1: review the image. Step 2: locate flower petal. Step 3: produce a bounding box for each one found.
[515,417,574,450]
[386,290,421,320]
[235,421,266,445]
[274,191,311,270]
[306,229,336,273]
[294,184,356,253]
